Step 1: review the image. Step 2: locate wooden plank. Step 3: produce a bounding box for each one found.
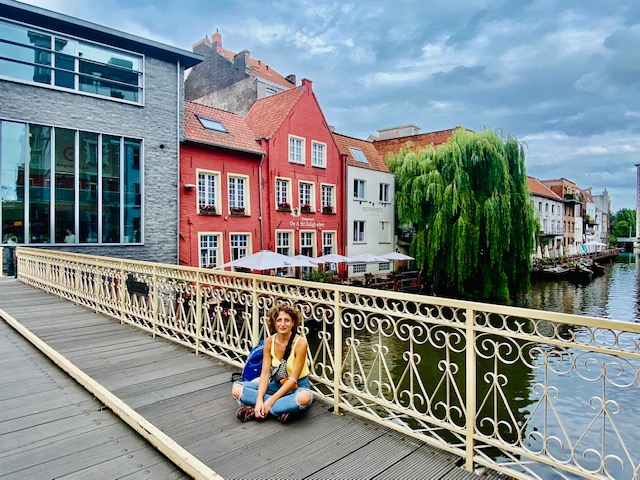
[0,278,511,480]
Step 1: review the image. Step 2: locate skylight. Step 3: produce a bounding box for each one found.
[197,116,227,133]
[349,147,369,164]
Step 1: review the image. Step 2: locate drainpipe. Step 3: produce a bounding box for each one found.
[176,58,181,264]
[258,138,269,250]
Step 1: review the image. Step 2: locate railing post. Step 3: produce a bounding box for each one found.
[251,277,259,346]
[465,307,476,472]
[119,262,126,325]
[151,265,158,338]
[333,287,342,415]
[195,271,202,355]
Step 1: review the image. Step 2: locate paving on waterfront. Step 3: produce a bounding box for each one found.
[0,278,507,480]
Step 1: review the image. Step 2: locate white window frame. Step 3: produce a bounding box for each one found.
[229,233,250,261]
[321,184,335,210]
[199,232,222,268]
[354,179,366,200]
[353,263,366,273]
[288,135,305,165]
[197,169,219,213]
[379,183,390,203]
[311,141,326,168]
[276,229,294,276]
[354,220,365,243]
[276,177,291,207]
[300,230,316,257]
[299,181,315,210]
[228,174,249,213]
[322,231,335,255]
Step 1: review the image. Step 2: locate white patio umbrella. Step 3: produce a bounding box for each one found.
[348,253,390,263]
[215,250,317,270]
[536,245,543,259]
[380,252,415,261]
[292,254,320,265]
[558,245,564,257]
[543,245,550,259]
[316,253,352,263]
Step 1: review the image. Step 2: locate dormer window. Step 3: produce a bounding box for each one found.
[197,116,227,133]
[349,147,368,164]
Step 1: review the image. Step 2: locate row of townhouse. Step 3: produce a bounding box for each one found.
[527,176,610,249]
[1,1,612,280]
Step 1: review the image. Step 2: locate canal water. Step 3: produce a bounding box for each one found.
[518,252,640,322]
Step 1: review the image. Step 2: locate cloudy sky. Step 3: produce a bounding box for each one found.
[20,0,640,212]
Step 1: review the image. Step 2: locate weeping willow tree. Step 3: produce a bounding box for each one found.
[389,128,536,302]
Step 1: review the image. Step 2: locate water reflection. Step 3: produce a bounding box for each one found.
[520,253,639,322]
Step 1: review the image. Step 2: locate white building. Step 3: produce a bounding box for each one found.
[333,132,395,278]
[527,177,564,249]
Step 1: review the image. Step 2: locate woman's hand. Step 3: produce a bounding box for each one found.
[254,397,273,419]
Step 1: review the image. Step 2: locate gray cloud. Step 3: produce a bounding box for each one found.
[20,0,640,211]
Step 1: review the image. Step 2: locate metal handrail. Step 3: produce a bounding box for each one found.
[15,247,640,480]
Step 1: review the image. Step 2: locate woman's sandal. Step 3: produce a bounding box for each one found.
[277,412,291,423]
[236,406,255,422]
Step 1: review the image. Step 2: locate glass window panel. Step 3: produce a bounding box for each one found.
[1,121,26,243]
[0,58,51,84]
[102,135,120,243]
[78,132,98,243]
[54,38,76,89]
[123,139,141,243]
[78,43,141,72]
[200,234,219,268]
[54,128,75,243]
[29,125,52,243]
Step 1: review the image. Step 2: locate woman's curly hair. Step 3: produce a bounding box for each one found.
[266,304,302,334]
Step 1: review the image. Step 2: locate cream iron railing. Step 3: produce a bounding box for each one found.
[14,247,640,480]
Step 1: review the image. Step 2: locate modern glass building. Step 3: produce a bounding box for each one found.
[0,0,202,262]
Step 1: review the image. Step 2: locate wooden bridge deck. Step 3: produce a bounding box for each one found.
[0,278,507,480]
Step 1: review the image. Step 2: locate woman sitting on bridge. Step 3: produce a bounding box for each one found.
[232,304,313,423]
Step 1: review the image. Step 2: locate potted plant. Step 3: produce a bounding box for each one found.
[278,202,291,212]
[230,206,245,215]
[322,205,334,214]
[300,204,312,213]
[199,204,217,215]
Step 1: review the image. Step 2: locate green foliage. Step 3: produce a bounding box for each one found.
[305,269,337,283]
[611,208,636,238]
[389,128,536,301]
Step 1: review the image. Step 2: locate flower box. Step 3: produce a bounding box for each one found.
[230,207,245,216]
[278,203,291,212]
[199,205,217,215]
[322,206,334,214]
[300,204,313,213]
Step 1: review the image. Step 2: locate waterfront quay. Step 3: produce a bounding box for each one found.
[4,247,640,479]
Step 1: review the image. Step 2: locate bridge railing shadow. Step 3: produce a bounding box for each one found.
[15,247,640,480]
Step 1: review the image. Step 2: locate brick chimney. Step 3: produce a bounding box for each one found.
[234,50,251,73]
[302,78,312,93]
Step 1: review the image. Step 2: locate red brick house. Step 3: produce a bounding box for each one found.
[244,79,345,273]
[179,101,264,267]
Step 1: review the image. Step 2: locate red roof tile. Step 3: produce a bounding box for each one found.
[244,86,305,138]
[184,101,264,156]
[332,132,388,173]
[372,128,457,161]
[527,176,562,201]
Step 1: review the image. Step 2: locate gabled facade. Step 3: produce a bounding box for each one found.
[244,79,344,275]
[333,132,395,277]
[592,189,611,245]
[541,178,582,247]
[180,101,264,268]
[527,177,563,249]
[0,0,202,263]
[185,31,295,115]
